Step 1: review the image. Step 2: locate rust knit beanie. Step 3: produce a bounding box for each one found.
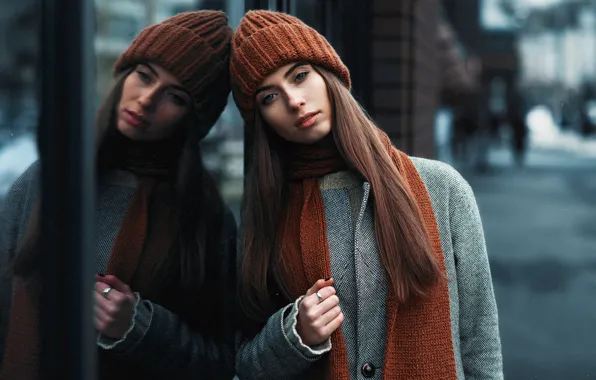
[114,10,233,137]
[230,10,351,127]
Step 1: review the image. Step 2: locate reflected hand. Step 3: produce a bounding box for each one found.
[94,274,137,340]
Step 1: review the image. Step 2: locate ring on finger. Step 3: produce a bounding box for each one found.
[102,287,112,300]
[316,291,324,303]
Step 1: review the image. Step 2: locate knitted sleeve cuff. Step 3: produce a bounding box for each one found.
[283,295,332,358]
[97,293,152,353]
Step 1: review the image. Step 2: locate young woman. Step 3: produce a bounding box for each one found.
[0,10,236,380]
[230,10,503,380]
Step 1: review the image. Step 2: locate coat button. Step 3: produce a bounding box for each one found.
[361,362,376,378]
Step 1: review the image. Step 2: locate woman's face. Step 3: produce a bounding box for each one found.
[117,63,191,141]
[255,62,332,145]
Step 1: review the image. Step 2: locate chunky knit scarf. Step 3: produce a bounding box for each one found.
[279,130,457,379]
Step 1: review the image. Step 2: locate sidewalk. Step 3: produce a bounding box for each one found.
[461,144,596,379]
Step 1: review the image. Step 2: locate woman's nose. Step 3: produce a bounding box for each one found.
[138,88,158,109]
[287,92,306,110]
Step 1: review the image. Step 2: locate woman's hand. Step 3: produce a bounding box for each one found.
[94,274,137,340]
[296,278,344,346]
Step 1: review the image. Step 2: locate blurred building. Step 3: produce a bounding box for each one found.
[520,0,596,89]
[518,0,596,134]
[444,0,519,117]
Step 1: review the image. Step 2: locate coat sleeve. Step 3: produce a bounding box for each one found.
[98,206,239,380]
[235,302,329,380]
[0,161,41,362]
[449,173,504,380]
[234,230,329,380]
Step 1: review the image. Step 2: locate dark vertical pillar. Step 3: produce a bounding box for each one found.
[38,0,96,378]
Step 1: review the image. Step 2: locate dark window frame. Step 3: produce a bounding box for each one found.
[38,0,96,378]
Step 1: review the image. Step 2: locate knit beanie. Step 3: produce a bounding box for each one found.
[230,10,351,127]
[114,10,233,138]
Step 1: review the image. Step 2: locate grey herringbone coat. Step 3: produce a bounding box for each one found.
[236,157,503,380]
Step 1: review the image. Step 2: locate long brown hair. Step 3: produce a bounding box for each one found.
[11,66,226,296]
[240,65,443,321]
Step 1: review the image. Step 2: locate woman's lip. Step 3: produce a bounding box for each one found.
[124,110,147,128]
[296,112,320,129]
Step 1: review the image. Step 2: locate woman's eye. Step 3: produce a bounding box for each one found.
[137,70,151,83]
[262,93,276,105]
[295,71,309,82]
[169,93,187,107]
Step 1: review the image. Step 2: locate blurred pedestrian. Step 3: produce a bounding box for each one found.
[508,97,528,167]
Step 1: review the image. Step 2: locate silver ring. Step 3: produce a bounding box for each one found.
[316,291,323,303]
[102,287,112,299]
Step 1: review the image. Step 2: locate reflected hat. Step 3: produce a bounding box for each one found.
[114,10,233,137]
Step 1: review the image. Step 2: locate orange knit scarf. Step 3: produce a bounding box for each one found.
[279,130,457,379]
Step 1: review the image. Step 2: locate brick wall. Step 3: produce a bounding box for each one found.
[369,0,439,158]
